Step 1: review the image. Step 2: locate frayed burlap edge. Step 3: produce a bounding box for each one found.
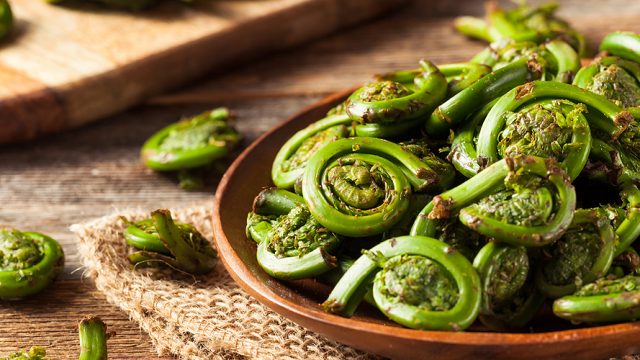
[72,204,378,360]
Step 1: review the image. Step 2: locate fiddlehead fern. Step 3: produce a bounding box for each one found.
[0,0,11,41]
[479,96,591,180]
[2,347,47,360]
[246,188,306,243]
[123,218,172,255]
[610,247,640,277]
[345,60,447,137]
[612,183,640,257]
[272,112,350,189]
[78,316,108,360]
[412,156,576,247]
[247,188,340,280]
[574,184,640,259]
[454,1,585,55]
[272,71,452,190]
[448,100,497,178]
[494,100,586,162]
[302,137,451,237]
[0,229,64,300]
[535,209,615,298]
[458,175,572,247]
[478,81,639,177]
[141,108,241,174]
[600,32,640,65]
[426,57,543,137]
[472,39,580,83]
[434,218,484,262]
[398,138,456,191]
[473,242,544,330]
[553,275,640,323]
[439,63,492,96]
[587,121,640,188]
[574,56,640,108]
[124,209,216,275]
[449,79,592,180]
[323,236,481,331]
[382,193,433,239]
[573,41,640,186]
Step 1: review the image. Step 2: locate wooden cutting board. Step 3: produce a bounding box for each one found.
[0,0,404,144]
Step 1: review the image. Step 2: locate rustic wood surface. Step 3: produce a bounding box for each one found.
[1,0,640,358]
[0,0,402,144]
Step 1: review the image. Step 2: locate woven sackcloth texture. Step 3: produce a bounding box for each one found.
[72,204,377,360]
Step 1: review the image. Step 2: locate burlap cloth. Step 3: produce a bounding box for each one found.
[71,204,378,360]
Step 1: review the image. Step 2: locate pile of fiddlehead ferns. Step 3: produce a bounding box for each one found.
[245,1,640,332]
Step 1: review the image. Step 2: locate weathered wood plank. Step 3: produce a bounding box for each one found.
[0,0,403,143]
[0,280,173,359]
[153,1,640,104]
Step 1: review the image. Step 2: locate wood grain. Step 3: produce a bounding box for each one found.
[0,0,403,144]
[0,280,174,359]
[1,0,640,358]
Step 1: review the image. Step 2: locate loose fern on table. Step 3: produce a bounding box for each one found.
[244,1,640,332]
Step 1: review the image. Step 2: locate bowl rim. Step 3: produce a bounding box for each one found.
[211,89,640,349]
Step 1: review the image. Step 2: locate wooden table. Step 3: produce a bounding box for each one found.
[1,0,639,358]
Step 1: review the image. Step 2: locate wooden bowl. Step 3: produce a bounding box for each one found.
[212,90,640,359]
